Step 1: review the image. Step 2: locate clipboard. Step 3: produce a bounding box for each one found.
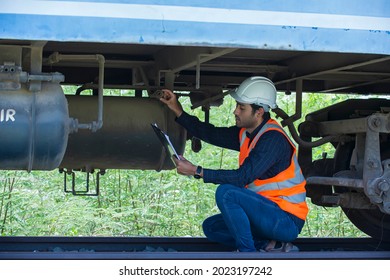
[151,123,180,163]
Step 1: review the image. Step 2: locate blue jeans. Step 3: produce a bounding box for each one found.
[202,184,304,252]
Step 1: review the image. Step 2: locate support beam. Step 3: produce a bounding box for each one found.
[275,55,390,90]
[322,77,390,93]
[155,47,237,73]
[154,47,237,87]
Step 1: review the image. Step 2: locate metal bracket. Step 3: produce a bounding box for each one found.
[280,79,303,127]
[363,113,390,209]
[61,169,105,196]
[0,62,24,90]
[304,112,390,214]
[369,159,390,213]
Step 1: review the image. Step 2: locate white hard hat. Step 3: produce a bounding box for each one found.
[230,76,277,112]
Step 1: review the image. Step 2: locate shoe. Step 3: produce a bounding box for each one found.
[261,240,299,252]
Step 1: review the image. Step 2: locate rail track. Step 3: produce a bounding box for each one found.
[0,237,389,259]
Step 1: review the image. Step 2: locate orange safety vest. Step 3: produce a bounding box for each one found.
[239,119,308,220]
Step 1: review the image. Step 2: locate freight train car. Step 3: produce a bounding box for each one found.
[0,0,389,241]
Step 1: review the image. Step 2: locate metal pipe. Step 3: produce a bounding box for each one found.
[292,79,302,121]
[306,176,364,189]
[273,107,338,148]
[27,73,64,83]
[47,52,105,132]
[281,79,302,126]
[196,54,201,89]
[95,54,104,131]
[273,79,338,148]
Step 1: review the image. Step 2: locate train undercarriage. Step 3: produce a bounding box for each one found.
[0,40,389,241]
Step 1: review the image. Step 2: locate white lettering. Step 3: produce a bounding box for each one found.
[6,109,16,121]
[0,109,16,122]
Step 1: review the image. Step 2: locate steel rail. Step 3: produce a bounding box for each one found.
[0,237,389,260]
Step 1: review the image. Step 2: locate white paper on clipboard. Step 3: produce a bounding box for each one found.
[151,123,180,162]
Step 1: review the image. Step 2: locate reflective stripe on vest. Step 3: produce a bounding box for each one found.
[239,119,308,220]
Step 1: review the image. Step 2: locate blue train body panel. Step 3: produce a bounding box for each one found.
[0,0,389,55]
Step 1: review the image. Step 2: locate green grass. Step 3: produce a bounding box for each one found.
[0,168,367,237]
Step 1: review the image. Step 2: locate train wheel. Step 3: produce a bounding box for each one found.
[334,141,390,241]
[341,208,390,241]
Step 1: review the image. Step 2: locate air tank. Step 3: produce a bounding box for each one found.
[0,82,69,171]
[60,95,186,171]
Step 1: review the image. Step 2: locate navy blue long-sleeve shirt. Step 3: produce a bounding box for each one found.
[176,112,293,188]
